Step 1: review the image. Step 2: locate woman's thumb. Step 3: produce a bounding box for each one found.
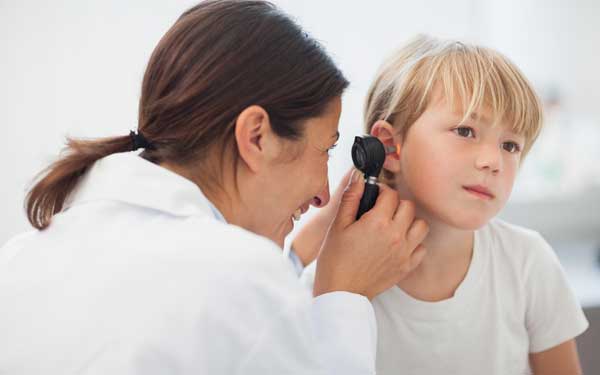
[333,169,365,229]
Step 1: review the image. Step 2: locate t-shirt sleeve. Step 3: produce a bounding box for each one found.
[524,233,589,353]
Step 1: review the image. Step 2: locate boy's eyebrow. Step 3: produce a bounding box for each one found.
[465,112,524,138]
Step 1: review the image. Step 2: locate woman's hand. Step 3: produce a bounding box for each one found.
[313,169,429,300]
[291,168,353,266]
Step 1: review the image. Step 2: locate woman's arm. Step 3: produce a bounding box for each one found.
[291,169,353,266]
[529,339,583,375]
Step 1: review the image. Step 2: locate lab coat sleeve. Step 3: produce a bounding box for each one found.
[237,274,377,374]
[288,247,305,276]
[75,232,378,375]
[233,243,378,374]
[311,292,378,374]
[283,239,305,277]
[74,280,378,375]
[298,262,377,373]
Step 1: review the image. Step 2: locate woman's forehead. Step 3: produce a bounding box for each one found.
[305,98,341,136]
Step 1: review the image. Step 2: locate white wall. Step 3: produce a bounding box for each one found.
[482,0,600,240]
[1,0,195,243]
[485,0,600,116]
[1,0,599,244]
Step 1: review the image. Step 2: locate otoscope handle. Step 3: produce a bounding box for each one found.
[357,181,379,219]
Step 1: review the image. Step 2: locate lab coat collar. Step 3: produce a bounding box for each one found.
[66,152,218,219]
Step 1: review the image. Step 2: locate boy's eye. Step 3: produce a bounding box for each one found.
[454,126,475,138]
[502,141,521,153]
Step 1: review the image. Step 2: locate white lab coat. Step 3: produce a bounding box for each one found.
[0,152,377,374]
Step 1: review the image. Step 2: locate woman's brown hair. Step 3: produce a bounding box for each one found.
[26,0,348,230]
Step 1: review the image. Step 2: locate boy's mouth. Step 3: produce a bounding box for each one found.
[463,185,495,200]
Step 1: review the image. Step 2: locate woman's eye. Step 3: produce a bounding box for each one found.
[502,141,521,153]
[327,143,338,158]
[454,126,475,138]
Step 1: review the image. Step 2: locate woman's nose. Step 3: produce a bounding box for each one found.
[311,180,330,208]
[475,144,502,174]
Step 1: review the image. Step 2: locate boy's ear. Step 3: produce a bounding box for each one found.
[370,120,402,173]
[234,105,280,173]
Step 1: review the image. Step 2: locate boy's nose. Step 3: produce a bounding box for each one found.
[475,144,502,174]
[311,180,330,208]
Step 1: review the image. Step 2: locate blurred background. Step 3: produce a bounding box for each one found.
[1,0,598,371]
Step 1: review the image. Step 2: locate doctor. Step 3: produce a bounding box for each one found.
[0,1,428,374]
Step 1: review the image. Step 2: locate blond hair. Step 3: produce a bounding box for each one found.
[364,35,543,186]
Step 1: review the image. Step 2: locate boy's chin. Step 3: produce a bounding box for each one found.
[449,214,493,231]
[431,210,494,231]
[419,205,497,232]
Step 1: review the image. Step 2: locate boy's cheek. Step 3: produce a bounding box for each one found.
[502,168,519,195]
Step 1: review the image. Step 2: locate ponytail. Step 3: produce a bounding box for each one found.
[26,135,133,230]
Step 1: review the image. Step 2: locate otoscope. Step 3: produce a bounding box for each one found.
[351,135,398,219]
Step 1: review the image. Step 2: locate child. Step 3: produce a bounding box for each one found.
[297,35,588,374]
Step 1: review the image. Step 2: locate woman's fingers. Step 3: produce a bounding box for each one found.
[392,198,416,233]
[363,183,398,221]
[408,244,427,271]
[406,218,429,248]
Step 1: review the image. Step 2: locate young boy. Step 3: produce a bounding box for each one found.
[296,35,588,374]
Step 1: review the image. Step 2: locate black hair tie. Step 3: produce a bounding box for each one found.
[129,130,154,151]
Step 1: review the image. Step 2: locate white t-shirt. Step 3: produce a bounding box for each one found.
[302,219,589,375]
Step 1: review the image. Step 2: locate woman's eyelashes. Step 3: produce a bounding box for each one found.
[326,143,338,158]
[453,125,522,154]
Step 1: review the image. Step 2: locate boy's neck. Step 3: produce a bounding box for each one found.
[397,214,476,302]
[419,218,474,269]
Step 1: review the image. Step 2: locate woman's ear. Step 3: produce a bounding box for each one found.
[370,120,402,173]
[235,105,279,173]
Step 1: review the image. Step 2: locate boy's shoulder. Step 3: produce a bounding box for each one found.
[482,218,559,270]
[485,218,545,245]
